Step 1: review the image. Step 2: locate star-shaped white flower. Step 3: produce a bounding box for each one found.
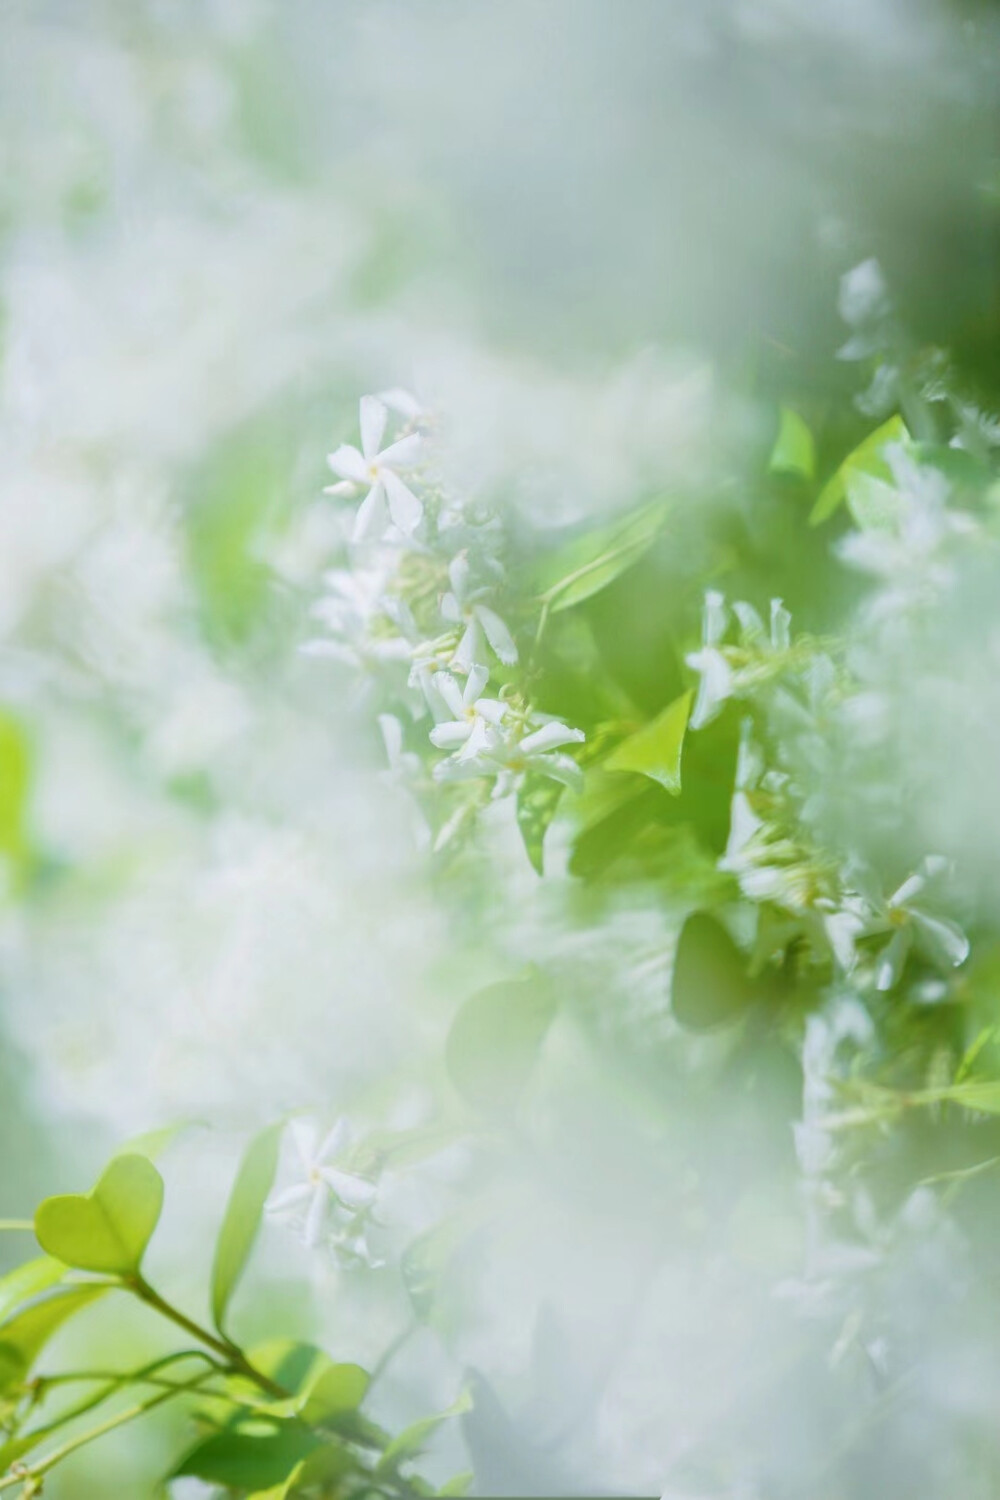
[326,396,423,542]
[428,665,507,761]
[440,553,518,668]
[267,1118,377,1249]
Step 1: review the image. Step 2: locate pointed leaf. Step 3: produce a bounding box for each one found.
[605,690,692,794]
[211,1123,283,1333]
[516,776,565,875]
[769,406,816,480]
[0,1284,109,1391]
[809,415,908,525]
[532,500,670,612]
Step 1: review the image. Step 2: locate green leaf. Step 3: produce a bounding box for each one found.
[768,406,816,481]
[173,1424,322,1490]
[211,1123,283,1334]
[0,709,33,892]
[605,689,692,794]
[809,415,909,525]
[445,968,557,1117]
[377,1391,472,1473]
[670,912,761,1031]
[297,1362,369,1424]
[516,775,565,875]
[0,1283,109,1391]
[439,1470,475,1495]
[34,1154,164,1275]
[532,500,670,612]
[0,1258,65,1324]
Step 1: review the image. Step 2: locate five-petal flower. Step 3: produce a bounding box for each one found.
[267,1118,377,1249]
[327,396,423,542]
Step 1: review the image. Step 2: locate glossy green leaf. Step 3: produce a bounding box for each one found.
[532,500,670,612]
[173,1424,321,1489]
[211,1122,283,1333]
[445,969,557,1116]
[809,414,908,525]
[769,406,816,480]
[0,1258,65,1325]
[605,690,692,794]
[34,1154,164,1275]
[516,775,565,875]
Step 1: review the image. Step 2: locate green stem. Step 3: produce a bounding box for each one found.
[0,1222,33,1233]
[0,1371,213,1493]
[127,1275,286,1400]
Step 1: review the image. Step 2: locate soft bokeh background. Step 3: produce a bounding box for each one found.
[2,1,999,1495]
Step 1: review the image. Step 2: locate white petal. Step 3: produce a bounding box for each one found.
[474,697,508,726]
[327,445,369,483]
[383,470,423,535]
[352,483,386,543]
[527,752,584,792]
[703,590,728,647]
[304,1184,328,1248]
[475,605,518,665]
[430,720,472,749]
[909,909,970,968]
[359,396,388,461]
[448,552,471,604]
[290,1118,319,1171]
[452,619,484,672]
[770,599,791,651]
[464,662,489,704]
[458,716,499,761]
[433,672,466,719]
[322,480,358,498]
[875,926,912,991]
[440,591,463,625]
[267,1183,312,1214]
[519,721,584,755]
[379,432,422,469]
[378,714,404,765]
[318,1117,351,1162]
[687,648,733,729]
[377,387,423,419]
[321,1167,377,1208]
[733,601,765,643]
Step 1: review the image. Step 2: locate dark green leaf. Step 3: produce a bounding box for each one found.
[516,776,565,875]
[670,912,760,1030]
[173,1424,321,1489]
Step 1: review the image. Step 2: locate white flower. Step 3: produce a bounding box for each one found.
[428,666,508,761]
[267,1118,377,1249]
[871,857,969,991]
[686,590,733,729]
[440,553,518,668]
[300,566,413,673]
[326,396,423,542]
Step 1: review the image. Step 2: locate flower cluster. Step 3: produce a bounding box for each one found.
[305,394,586,855]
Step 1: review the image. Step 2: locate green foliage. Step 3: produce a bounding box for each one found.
[445,969,557,1117]
[0,710,33,893]
[768,405,816,481]
[34,1155,164,1276]
[810,414,909,524]
[605,689,692,794]
[531,499,671,611]
[211,1123,283,1334]
[515,774,565,874]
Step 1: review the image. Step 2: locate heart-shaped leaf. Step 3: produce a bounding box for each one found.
[211,1123,282,1334]
[34,1154,164,1275]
